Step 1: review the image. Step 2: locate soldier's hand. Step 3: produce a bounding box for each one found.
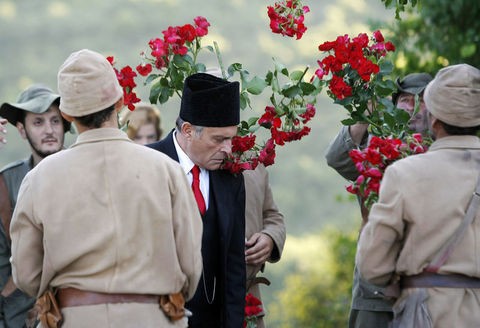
[245,233,274,266]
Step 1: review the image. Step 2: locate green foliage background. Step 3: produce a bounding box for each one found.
[0,0,477,326]
[377,0,480,76]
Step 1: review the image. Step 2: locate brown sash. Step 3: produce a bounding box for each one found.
[402,272,480,289]
[28,290,62,328]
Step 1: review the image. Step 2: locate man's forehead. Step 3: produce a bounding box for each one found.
[397,92,424,100]
[204,125,238,136]
[25,105,61,118]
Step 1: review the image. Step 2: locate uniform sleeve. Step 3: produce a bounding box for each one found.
[170,166,203,301]
[260,170,285,263]
[325,125,368,181]
[10,172,44,297]
[356,165,406,286]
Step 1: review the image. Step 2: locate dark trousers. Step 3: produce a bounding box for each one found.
[187,306,221,328]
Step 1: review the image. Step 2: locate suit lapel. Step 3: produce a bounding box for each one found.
[147,130,179,162]
[210,170,233,248]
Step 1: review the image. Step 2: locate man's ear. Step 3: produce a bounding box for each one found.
[15,122,27,140]
[114,96,124,113]
[61,112,74,123]
[181,122,194,140]
[429,115,447,139]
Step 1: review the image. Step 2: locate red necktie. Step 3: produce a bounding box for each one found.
[191,165,206,215]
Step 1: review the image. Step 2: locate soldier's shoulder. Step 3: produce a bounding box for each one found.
[0,158,29,174]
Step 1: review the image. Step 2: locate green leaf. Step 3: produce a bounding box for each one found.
[273,58,288,76]
[195,63,206,73]
[173,54,192,69]
[271,77,280,93]
[290,70,305,81]
[247,116,259,126]
[248,125,260,133]
[299,82,317,95]
[378,97,393,111]
[379,60,394,74]
[341,118,357,126]
[228,63,243,76]
[383,111,396,127]
[375,84,394,98]
[394,107,411,124]
[158,86,173,104]
[265,71,273,85]
[240,120,250,130]
[159,77,170,87]
[149,81,161,104]
[204,45,214,53]
[145,74,159,84]
[282,85,301,98]
[240,92,250,110]
[245,76,267,95]
[274,104,286,116]
[173,74,185,91]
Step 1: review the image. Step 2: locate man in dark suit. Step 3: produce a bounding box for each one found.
[148,73,246,328]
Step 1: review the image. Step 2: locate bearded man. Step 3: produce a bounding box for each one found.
[0,84,72,327]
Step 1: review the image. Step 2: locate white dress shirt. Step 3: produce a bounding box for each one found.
[173,130,210,208]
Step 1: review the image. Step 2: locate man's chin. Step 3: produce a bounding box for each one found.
[206,161,224,171]
[207,164,222,171]
[37,146,62,158]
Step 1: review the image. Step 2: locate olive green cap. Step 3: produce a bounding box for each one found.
[0,84,72,132]
[392,73,433,104]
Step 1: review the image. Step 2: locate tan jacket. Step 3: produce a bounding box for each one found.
[357,135,480,327]
[10,128,202,326]
[244,165,285,326]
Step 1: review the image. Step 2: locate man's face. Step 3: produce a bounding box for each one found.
[396,92,428,134]
[183,124,238,170]
[17,105,65,159]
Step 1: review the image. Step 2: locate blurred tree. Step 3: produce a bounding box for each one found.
[379,0,419,20]
[267,229,357,327]
[373,0,480,76]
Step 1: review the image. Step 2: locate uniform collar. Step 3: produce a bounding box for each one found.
[429,135,480,151]
[71,128,131,148]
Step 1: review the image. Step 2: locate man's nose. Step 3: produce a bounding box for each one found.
[45,121,55,133]
[221,139,233,155]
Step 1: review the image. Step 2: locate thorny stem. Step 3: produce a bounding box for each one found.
[214,41,227,79]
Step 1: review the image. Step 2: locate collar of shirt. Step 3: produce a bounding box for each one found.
[173,130,210,205]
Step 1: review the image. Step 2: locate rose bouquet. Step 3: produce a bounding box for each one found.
[346,133,428,209]
[244,293,263,328]
[313,30,398,135]
[223,62,319,173]
[110,16,319,174]
[313,30,431,209]
[267,0,310,39]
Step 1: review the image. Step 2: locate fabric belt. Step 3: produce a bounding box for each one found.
[57,287,160,308]
[401,272,480,289]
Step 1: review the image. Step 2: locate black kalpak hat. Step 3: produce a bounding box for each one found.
[180,73,240,127]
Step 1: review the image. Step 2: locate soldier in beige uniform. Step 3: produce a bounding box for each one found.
[10,49,203,328]
[357,63,480,328]
[244,164,286,328]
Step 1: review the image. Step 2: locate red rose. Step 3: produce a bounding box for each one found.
[136,63,152,77]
